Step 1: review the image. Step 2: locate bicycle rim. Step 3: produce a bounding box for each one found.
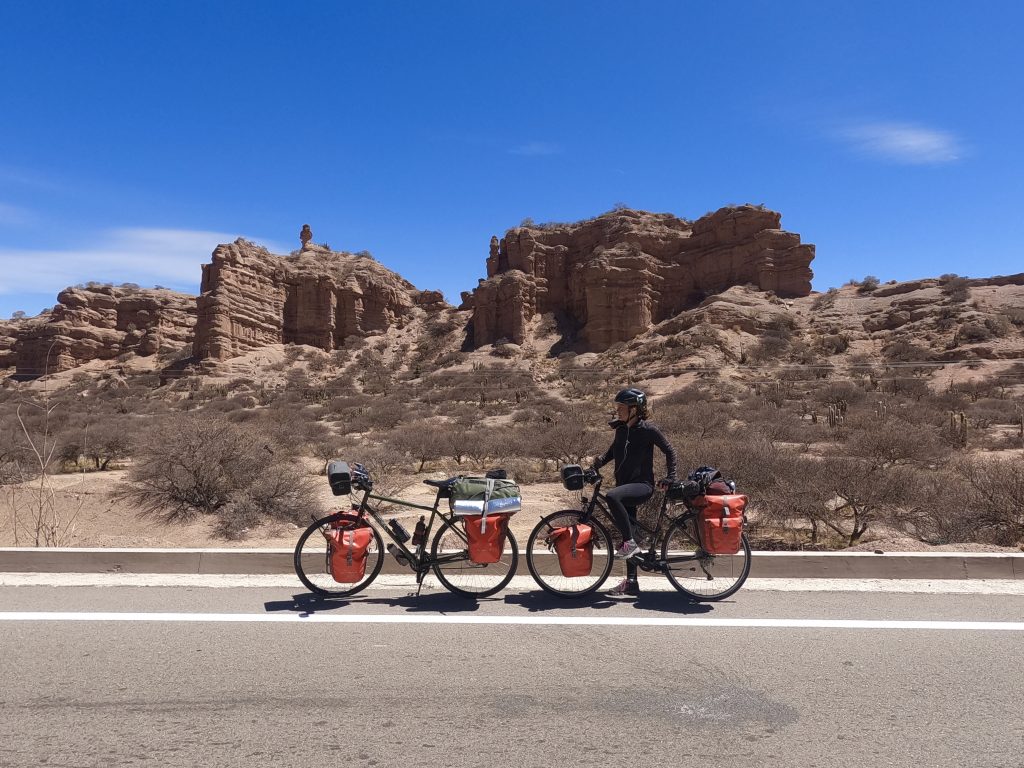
[526,510,615,597]
[294,513,384,597]
[661,517,751,600]
[430,518,518,598]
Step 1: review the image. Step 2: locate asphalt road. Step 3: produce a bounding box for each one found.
[2,582,1023,768]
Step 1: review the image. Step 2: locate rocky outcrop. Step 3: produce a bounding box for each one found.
[194,240,444,361]
[655,287,796,337]
[10,286,196,376]
[0,319,20,369]
[470,205,814,350]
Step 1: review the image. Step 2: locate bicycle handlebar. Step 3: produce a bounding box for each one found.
[350,462,372,491]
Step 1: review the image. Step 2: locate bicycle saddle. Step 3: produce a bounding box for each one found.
[423,477,459,489]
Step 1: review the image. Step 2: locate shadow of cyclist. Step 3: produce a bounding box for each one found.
[507,591,716,615]
[628,592,715,615]
[503,591,620,613]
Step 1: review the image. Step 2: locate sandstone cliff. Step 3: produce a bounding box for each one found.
[193,240,445,361]
[8,286,195,377]
[469,205,814,350]
[0,319,20,369]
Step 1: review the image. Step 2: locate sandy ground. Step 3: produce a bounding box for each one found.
[0,470,581,548]
[2,469,1020,552]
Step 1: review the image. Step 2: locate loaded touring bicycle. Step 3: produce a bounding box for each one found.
[525,465,752,599]
[293,461,521,599]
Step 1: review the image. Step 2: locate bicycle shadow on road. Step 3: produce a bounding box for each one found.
[263,594,350,616]
[263,591,488,616]
[504,590,712,615]
[356,592,488,613]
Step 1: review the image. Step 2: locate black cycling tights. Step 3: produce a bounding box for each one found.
[605,483,654,543]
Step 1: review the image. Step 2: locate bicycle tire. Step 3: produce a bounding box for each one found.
[526,510,615,598]
[294,512,385,598]
[661,515,751,601]
[430,517,518,598]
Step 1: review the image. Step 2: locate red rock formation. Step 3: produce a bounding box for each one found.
[10,286,195,376]
[0,319,19,369]
[470,205,814,350]
[194,240,443,361]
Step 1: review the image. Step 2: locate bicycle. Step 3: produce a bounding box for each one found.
[294,463,519,599]
[525,467,751,600]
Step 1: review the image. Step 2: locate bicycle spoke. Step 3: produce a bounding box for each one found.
[662,516,751,600]
[293,513,384,598]
[430,519,518,598]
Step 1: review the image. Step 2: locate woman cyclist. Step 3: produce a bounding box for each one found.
[591,387,677,596]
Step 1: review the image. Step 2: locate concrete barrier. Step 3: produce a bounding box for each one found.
[0,548,1021,579]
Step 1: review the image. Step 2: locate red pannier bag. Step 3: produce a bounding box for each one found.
[461,514,511,564]
[324,524,374,583]
[694,494,747,555]
[550,524,594,577]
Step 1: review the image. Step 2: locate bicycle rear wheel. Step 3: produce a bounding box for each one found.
[661,515,751,601]
[430,518,518,598]
[526,510,615,598]
[294,512,385,598]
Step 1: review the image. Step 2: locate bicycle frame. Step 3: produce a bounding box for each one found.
[576,476,709,575]
[343,484,474,581]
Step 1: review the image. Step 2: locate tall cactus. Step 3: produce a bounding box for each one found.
[949,411,968,446]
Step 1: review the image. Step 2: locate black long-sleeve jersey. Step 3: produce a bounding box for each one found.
[592,420,677,487]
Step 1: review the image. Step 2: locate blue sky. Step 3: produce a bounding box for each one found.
[1,0,1022,318]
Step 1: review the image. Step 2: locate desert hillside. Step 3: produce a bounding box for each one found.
[2,205,1022,550]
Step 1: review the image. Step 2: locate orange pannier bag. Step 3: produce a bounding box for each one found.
[324,524,374,583]
[695,494,747,555]
[461,514,511,564]
[550,524,594,577]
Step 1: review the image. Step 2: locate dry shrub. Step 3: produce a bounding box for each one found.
[258,403,333,454]
[1005,307,1024,328]
[307,350,331,373]
[843,414,945,467]
[908,456,1024,546]
[500,455,548,484]
[857,275,880,293]
[747,334,790,363]
[119,414,323,536]
[350,442,411,501]
[955,322,992,345]
[882,340,931,362]
[656,399,731,441]
[78,418,135,470]
[940,275,970,303]
[811,289,838,312]
[387,421,448,472]
[538,415,601,465]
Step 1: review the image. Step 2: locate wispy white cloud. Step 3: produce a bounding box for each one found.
[509,141,562,157]
[836,121,966,165]
[0,227,290,296]
[0,202,37,227]
[0,165,66,192]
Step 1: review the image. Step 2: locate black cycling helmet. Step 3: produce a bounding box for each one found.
[614,387,647,409]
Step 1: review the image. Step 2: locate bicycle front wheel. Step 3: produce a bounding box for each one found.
[430,518,518,598]
[661,515,751,601]
[526,510,615,598]
[294,512,385,598]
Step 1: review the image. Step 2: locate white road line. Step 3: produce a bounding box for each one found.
[0,612,1023,631]
[2,548,1019,557]
[2,574,1024,594]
